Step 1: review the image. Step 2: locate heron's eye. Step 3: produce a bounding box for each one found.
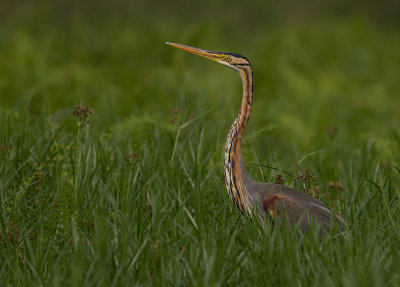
[227,56,233,62]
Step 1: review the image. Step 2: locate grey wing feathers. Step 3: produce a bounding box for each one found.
[251,182,344,232]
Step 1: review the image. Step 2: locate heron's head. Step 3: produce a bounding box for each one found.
[166,42,251,71]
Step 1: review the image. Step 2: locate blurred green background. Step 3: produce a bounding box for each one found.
[1,0,399,155]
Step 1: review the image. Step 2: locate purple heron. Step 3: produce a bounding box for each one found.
[167,42,344,233]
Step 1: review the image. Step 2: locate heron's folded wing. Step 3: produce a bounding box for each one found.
[262,193,342,230]
[262,194,303,224]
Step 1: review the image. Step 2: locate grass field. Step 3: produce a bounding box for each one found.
[1,3,400,286]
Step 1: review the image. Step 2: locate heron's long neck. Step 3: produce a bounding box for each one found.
[224,67,253,216]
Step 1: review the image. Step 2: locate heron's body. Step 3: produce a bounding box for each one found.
[167,42,344,233]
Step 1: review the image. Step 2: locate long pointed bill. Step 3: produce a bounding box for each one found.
[166,42,222,62]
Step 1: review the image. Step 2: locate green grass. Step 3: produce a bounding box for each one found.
[1,6,400,286]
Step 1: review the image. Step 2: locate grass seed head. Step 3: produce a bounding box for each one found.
[336,182,344,191]
[275,174,285,185]
[327,181,335,189]
[73,105,93,124]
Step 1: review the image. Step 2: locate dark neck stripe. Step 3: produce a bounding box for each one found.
[233,63,251,66]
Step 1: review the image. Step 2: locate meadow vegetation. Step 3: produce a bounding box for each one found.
[1,2,400,286]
